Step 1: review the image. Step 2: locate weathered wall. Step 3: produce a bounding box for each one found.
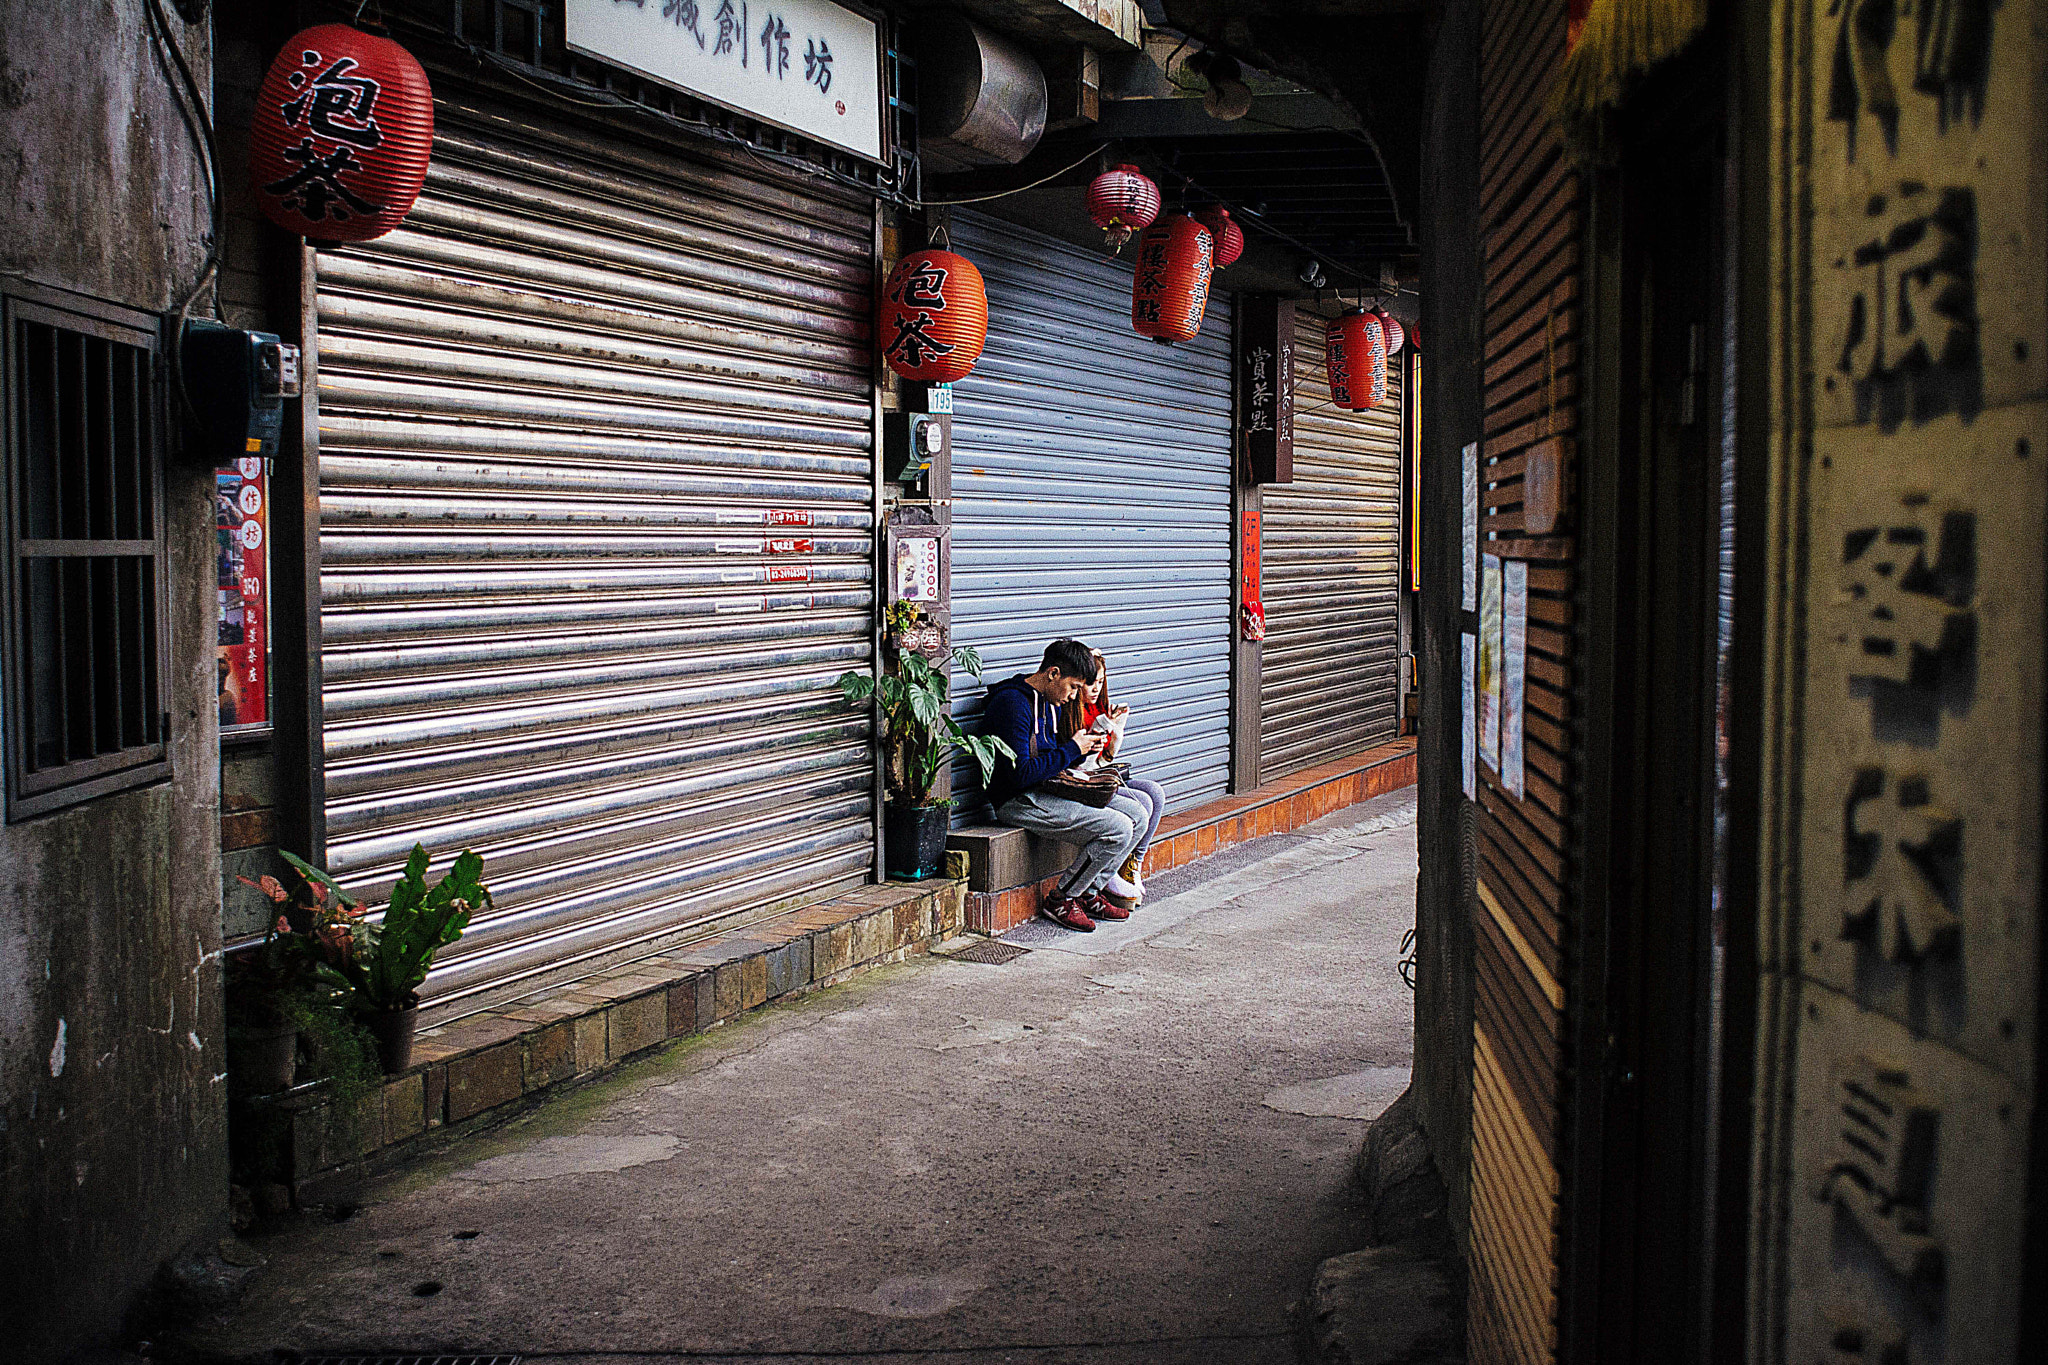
[0,3,226,1359]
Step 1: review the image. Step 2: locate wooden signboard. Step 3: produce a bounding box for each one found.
[1237,295,1295,484]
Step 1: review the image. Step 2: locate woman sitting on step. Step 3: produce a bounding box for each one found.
[1062,648,1169,908]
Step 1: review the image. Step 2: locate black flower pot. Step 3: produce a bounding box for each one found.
[363,1003,419,1075]
[883,802,950,881]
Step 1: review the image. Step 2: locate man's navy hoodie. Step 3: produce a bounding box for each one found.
[982,674,1081,809]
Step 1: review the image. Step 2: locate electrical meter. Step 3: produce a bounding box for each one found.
[884,411,949,484]
[181,321,302,463]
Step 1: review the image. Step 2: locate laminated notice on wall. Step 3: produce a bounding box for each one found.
[1478,553,1501,770]
[1502,559,1527,799]
[1462,441,1479,612]
[216,459,269,731]
[1462,632,1476,801]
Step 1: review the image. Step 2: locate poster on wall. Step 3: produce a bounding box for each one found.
[1478,552,1501,770]
[216,459,270,730]
[1462,631,1476,801]
[1502,559,1527,798]
[1461,441,1479,611]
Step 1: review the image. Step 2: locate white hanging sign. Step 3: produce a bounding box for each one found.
[565,0,886,163]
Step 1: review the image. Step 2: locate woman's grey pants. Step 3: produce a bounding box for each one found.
[995,787,1147,899]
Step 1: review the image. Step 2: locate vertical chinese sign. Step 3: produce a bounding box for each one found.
[1236,295,1294,484]
[216,459,270,729]
[1754,1,2045,1361]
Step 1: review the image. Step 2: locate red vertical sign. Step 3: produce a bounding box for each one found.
[216,459,270,729]
[1240,507,1266,641]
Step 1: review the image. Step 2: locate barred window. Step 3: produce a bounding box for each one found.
[3,294,168,818]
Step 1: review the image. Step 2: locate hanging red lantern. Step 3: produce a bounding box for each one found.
[877,249,988,383]
[1087,164,1162,253]
[1326,309,1388,410]
[1373,310,1406,357]
[1193,205,1244,268]
[249,25,434,244]
[1131,215,1216,345]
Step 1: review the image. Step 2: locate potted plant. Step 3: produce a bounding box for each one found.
[280,844,491,1074]
[838,614,1013,880]
[222,902,348,1096]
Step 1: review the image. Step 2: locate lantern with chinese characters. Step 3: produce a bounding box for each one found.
[1373,309,1406,357]
[878,249,988,383]
[1326,309,1388,410]
[1130,215,1216,344]
[1087,164,1162,253]
[1193,205,1244,268]
[249,25,434,243]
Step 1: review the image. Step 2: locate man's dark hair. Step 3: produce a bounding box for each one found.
[1040,638,1098,682]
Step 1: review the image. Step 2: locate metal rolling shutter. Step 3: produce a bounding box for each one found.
[1258,312,1403,779]
[945,212,1234,814]
[313,107,877,1015]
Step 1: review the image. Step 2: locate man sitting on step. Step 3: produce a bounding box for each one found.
[981,638,1145,933]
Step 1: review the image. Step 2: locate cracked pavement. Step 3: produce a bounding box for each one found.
[179,789,1418,1363]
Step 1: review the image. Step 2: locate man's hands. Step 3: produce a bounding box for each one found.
[1073,729,1108,755]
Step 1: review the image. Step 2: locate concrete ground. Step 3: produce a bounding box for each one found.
[180,788,1419,1364]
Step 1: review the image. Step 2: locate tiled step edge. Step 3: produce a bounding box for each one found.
[965,738,1419,935]
[266,878,966,1200]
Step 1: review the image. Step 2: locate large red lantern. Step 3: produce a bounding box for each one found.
[1087,164,1162,253]
[1326,309,1388,410]
[1131,215,1216,345]
[878,249,988,383]
[1373,309,1406,356]
[249,25,434,243]
[1193,205,1244,268]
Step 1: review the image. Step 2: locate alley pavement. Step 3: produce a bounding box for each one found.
[180,789,1419,1364]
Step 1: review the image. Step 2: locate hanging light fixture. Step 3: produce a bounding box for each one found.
[1326,308,1388,410]
[877,247,989,383]
[1374,310,1406,357]
[1087,164,1162,254]
[249,24,435,244]
[1131,215,1216,345]
[1193,205,1244,268]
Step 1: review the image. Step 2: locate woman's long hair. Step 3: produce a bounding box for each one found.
[1059,651,1113,738]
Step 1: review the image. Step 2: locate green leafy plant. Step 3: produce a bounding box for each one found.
[226,873,359,1032]
[282,845,491,1013]
[838,643,1014,806]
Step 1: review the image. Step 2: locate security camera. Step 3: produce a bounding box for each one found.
[1298,259,1328,288]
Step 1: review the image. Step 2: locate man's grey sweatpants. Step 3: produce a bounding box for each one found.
[995,787,1146,899]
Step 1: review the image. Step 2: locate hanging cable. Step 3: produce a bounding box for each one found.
[917,144,1108,206]
[143,0,223,426]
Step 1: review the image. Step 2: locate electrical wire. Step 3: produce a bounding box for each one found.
[143,0,223,424]
[917,144,1108,206]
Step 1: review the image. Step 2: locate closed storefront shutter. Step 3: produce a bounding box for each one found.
[945,212,1235,813]
[1258,312,1403,780]
[313,104,878,1016]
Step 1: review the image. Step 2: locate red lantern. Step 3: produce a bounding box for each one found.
[249,25,434,244]
[1326,309,1388,410]
[1087,164,1162,253]
[1131,215,1216,345]
[1374,310,1406,357]
[878,249,988,383]
[1193,205,1244,268]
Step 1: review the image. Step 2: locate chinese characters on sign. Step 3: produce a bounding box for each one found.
[568,0,882,161]
[216,460,270,729]
[1235,297,1294,483]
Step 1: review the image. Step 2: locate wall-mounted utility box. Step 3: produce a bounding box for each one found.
[884,410,952,494]
[180,321,301,463]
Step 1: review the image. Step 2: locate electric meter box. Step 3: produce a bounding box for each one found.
[883,410,950,489]
[181,321,302,463]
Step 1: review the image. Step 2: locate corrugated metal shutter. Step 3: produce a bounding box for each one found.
[945,212,1234,814]
[1257,311,1403,779]
[313,105,878,1015]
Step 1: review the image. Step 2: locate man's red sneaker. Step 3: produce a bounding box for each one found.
[1082,890,1130,921]
[1040,897,1097,932]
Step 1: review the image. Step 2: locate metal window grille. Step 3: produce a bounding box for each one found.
[2,294,168,818]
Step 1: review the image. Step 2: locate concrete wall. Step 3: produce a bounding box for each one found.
[0,3,227,1359]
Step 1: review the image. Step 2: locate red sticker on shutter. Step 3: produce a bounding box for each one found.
[767,509,813,527]
[769,565,811,584]
[767,537,814,555]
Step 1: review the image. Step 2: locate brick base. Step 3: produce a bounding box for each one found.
[964,739,1417,935]
[265,878,965,1199]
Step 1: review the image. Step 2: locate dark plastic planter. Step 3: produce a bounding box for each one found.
[883,802,950,881]
[227,1021,298,1095]
[364,1003,419,1074]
